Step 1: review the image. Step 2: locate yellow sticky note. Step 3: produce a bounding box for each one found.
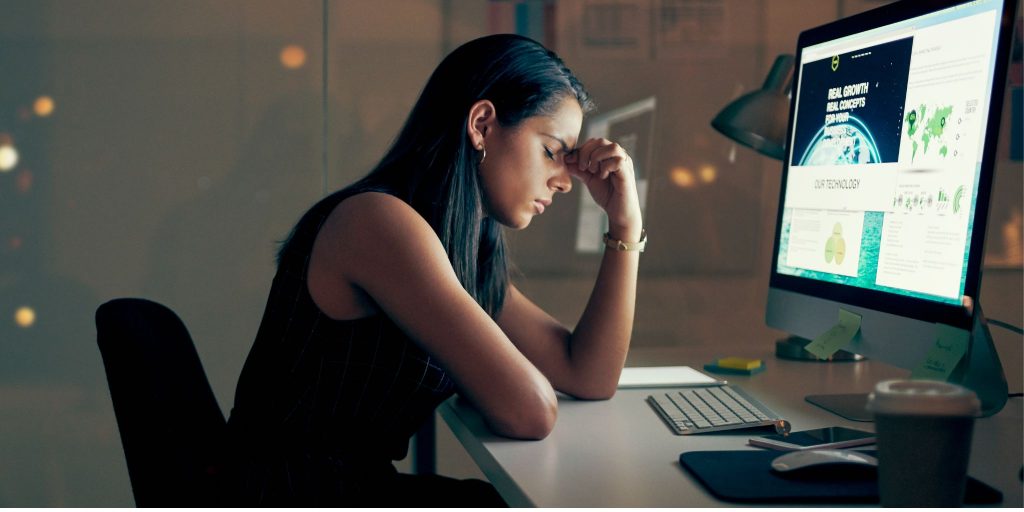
[717,357,762,370]
[804,309,862,359]
[911,323,969,380]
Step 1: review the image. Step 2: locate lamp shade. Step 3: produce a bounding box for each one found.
[711,54,794,160]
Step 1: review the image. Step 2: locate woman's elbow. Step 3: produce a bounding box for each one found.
[491,396,558,440]
[567,377,619,401]
[571,387,617,401]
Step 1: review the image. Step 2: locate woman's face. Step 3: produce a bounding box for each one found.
[478,95,583,230]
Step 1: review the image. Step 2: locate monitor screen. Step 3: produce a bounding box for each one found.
[776,0,1007,309]
[766,0,1017,415]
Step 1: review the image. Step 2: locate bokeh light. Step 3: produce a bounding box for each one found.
[0,144,18,172]
[33,95,55,117]
[14,306,36,329]
[670,166,696,189]
[9,236,22,250]
[699,164,717,184]
[280,44,307,69]
[15,169,33,193]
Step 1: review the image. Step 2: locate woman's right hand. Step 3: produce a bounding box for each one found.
[564,138,643,241]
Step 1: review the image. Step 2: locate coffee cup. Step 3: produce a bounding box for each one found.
[866,379,980,507]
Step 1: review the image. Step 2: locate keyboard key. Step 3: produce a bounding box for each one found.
[652,395,685,419]
[671,393,708,420]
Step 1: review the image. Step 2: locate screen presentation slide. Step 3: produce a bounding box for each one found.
[783,37,915,212]
[897,10,997,170]
[874,9,998,300]
[791,37,913,168]
[784,209,864,278]
[875,211,970,299]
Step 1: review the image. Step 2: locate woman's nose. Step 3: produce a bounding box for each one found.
[551,165,572,193]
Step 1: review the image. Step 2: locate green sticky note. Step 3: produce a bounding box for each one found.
[911,323,969,380]
[804,309,862,359]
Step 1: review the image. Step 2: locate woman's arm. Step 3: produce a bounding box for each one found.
[496,251,637,400]
[497,138,642,400]
[312,192,558,439]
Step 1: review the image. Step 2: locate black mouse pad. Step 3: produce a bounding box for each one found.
[678,450,1002,504]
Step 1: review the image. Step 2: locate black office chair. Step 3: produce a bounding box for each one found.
[95,298,227,506]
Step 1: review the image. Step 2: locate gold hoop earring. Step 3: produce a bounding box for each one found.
[478,146,486,165]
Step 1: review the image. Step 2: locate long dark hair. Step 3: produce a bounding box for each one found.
[283,34,593,317]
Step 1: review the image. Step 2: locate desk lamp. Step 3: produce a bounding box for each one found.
[711,54,793,160]
[710,54,862,363]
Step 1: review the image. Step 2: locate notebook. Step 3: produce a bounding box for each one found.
[617,366,725,388]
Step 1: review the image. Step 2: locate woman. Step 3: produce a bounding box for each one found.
[224,33,643,506]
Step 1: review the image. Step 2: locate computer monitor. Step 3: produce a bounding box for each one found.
[767,0,1018,417]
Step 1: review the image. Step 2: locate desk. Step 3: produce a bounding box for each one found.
[439,344,1023,507]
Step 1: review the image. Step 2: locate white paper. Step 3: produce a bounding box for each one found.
[617,366,723,388]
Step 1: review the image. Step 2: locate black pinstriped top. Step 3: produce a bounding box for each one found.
[227,190,456,466]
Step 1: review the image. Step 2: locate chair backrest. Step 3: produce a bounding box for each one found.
[95,298,227,507]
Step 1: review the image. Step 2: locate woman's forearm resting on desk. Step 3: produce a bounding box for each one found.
[497,139,642,402]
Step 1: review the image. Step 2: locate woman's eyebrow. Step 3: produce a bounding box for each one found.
[541,133,574,153]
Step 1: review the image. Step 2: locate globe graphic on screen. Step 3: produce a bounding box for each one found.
[798,117,882,166]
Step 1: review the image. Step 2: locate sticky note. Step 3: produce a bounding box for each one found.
[703,361,766,375]
[911,323,969,381]
[804,309,862,359]
[716,357,762,370]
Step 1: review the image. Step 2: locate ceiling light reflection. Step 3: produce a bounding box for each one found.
[34,96,55,117]
[14,306,36,328]
[280,44,307,69]
[0,144,18,172]
[699,164,717,184]
[16,169,32,193]
[670,166,696,189]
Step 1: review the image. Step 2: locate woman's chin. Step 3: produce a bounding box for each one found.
[502,220,531,230]
[513,213,535,230]
[493,211,533,230]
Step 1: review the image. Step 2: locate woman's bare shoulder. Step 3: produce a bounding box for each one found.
[325,191,433,242]
[333,190,413,219]
[316,191,446,276]
[308,191,443,319]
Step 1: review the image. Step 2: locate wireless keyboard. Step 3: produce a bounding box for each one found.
[647,384,790,435]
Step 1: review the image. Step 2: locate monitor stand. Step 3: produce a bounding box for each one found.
[774,335,866,361]
[802,304,1009,420]
[953,304,1009,416]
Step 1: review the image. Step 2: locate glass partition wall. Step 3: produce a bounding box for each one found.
[0,2,325,504]
[1,0,1018,505]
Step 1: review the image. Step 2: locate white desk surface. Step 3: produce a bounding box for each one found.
[439,342,1023,507]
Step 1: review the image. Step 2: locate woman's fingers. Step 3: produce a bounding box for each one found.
[573,138,609,171]
[565,150,578,165]
[593,146,625,179]
[573,138,625,179]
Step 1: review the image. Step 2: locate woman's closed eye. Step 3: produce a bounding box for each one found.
[543,147,556,161]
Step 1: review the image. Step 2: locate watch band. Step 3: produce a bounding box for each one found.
[603,229,647,252]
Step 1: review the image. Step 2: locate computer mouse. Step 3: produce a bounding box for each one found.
[771,449,878,479]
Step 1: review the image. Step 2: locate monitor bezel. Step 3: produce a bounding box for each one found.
[769,0,1019,330]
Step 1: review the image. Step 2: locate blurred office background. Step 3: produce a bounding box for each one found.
[0,0,1019,505]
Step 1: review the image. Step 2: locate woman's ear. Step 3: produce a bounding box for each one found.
[467,99,497,149]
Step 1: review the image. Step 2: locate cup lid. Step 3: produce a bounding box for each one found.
[866,379,980,416]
